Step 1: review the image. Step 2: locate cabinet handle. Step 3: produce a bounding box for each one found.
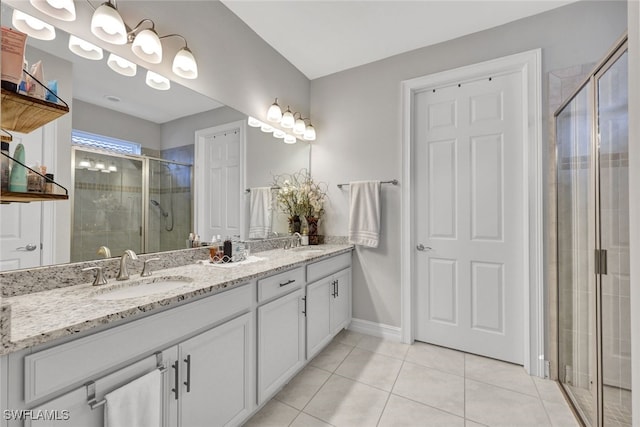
[336,280,339,297]
[171,361,179,400]
[279,279,296,287]
[331,280,336,297]
[302,296,307,316]
[184,355,191,393]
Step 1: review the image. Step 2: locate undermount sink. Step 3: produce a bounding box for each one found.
[291,247,324,254]
[92,277,194,301]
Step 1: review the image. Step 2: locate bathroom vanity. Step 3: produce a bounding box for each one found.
[0,245,352,427]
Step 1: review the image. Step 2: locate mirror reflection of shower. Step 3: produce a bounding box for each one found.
[150,163,174,232]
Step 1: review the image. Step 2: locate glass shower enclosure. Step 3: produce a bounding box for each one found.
[555,38,630,426]
[71,147,192,262]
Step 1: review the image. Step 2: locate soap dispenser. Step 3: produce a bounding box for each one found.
[9,143,27,192]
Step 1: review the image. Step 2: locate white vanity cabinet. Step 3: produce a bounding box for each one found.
[256,267,306,405]
[305,253,352,359]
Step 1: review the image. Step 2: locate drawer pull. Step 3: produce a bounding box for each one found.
[172,360,179,400]
[184,355,191,393]
[279,279,296,287]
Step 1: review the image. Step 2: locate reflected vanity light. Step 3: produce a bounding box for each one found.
[273,129,285,139]
[284,134,297,144]
[29,0,76,22]
[91,1,127,45]
[260,123,274,133]
[86,159,99,171]
[145,70,170,90]
[78,157,91,168]
[249,117,302,144]
[68,35,103,60]
[247,116,262,127]
[12,10,56,41]
[108,162,118,172]
[95,160,106,171]
[107,53,137,76]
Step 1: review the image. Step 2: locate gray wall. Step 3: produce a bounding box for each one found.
[5,0,311,122]
[72,100,162,151]
[310,1,627,328]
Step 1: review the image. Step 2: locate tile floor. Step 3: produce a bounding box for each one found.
[244,330,580,427]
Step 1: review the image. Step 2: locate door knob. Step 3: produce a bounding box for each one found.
[416,244,432,252]
[17,243,37,251]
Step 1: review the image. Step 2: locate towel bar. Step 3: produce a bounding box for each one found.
[244,186,280,194]
[86,352,167,410]
[337,179,398,189]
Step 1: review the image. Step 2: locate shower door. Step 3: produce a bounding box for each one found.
[556,39,630,427]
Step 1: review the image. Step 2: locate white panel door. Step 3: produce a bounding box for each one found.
[195,123,243,241]
[415,72,525,364]
[0,129,44,271]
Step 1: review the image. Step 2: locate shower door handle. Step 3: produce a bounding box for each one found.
[16,243,38,251]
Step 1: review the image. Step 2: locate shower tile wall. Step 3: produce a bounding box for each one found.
[72,160,143,262]
[159,145,193,250]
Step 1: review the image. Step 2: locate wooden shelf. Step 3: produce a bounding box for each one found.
[1,89,69,134]
[0,191,68,204]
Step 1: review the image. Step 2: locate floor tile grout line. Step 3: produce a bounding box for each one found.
[388,390,466,421]
[465,374,545,400]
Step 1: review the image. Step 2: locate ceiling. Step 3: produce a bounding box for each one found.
[221,0,581,80]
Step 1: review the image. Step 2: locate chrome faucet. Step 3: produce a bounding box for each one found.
[82,266,108,286]
[116,249,138,281]
[293,232,302,248]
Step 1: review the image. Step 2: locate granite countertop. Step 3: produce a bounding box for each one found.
[0,244,353,355]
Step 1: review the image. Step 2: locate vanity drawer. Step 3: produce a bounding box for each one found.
[307,252,352,283]
[257,267,304,303]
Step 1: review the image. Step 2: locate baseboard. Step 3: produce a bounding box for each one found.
[347,318,402,342]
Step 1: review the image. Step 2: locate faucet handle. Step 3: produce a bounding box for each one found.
[82,266,108,286]
[141,258,161,277]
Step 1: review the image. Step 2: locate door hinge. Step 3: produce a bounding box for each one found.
[595,249,608,275]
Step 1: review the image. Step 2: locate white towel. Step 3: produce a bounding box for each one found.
[249,187,273,239]
[104,369,162,427]
[348,181,381,248]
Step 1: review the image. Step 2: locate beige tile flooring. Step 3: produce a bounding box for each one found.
[244,330,579,427]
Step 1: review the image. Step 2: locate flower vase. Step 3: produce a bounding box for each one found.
[306,216,319,245]
[288,215,301,234]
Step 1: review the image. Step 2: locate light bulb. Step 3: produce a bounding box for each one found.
[91,2,127,45]
[145,71,170,91]
[303,123,316,141]
[267,98,282,122]
[29,0,76,21]
[107,53,137,76]
[284,134,297,144]
[68,35,103,60]
[132,28,162,64]
[172,47,198,79]
[281,107,295,128]
[12,10,56,41]
[293,117,306,135]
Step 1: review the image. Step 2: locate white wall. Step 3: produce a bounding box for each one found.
[310,1,627,329]
[160,107,245,150]
[72,100,162,151]
[626,1,639,424]
[5,0,311,122]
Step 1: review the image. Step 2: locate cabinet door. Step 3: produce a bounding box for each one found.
[330,268,352,334]
[258,288,305,404]
[179,312,254,427]
[306,279,332,359]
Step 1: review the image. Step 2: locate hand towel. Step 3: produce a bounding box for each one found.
[249,187,273,239]
[104,369,161,427]
[348,181,381,248]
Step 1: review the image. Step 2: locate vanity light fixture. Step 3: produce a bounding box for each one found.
[91,1,127,45]
[158,34,199,79]
[86,159,99,171]
[267,98,283,122]
[107,53,136,76]
[281,106,295,129]
[108,162,118,172]
[78,157,91,168]
[145,70,170,90]
[29,0,76,22]
[130,20,162,64]
[247,116,262,127]
[95,160,106,171]
[293,114,307,135]
[260,123,274,133]
[303,123,316,141]
[284,134,297,144]
[273,129,286,139]
[68,35,104,60]
[12,10,56,41]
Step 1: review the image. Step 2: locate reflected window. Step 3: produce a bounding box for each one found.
[72,130,141,155]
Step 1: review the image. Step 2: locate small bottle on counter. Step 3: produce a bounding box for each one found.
[44,173,54,193]
[223,237,233,263]
[187,232,194,248]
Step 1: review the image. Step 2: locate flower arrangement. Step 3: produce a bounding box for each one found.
[273,169,328,236]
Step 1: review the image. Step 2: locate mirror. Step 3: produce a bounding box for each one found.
[0,2,310,271]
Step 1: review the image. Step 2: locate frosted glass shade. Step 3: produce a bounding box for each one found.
[267,100,282,122]
[284,134,297,144]
[30,0,76,21]
[68,35,103,60]
[281,108,294,128]
[145,71,170,90]
[107,53,137,76]
[303,124,316,141]
[273,129,285,139]
[12,10,55,41]
[172,47,198,79]
[293,117,306,135]
[91,2,127,45]
[132,28,162,64]
[260,124,273,133]
[248,117,262,127]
